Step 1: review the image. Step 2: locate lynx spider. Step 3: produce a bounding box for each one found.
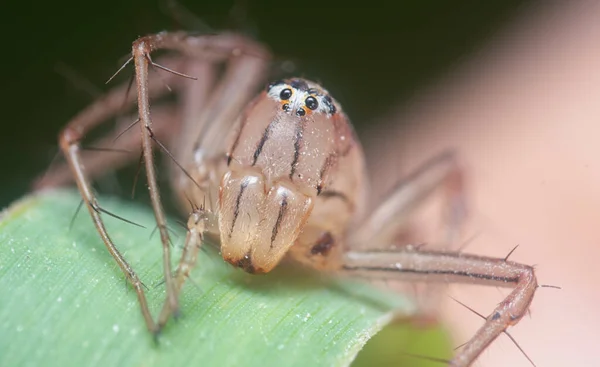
[35,31,544,367]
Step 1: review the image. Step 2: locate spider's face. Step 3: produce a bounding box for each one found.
[266,78,338,118]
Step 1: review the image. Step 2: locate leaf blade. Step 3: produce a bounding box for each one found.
[0,190,450,367]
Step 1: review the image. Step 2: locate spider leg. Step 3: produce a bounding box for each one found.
[156,206,218,330]
[35,106,180,190]
[33,56,189,190]
[38,56,193,333]
[344,152,536,366]
[56,108,163,333]
[347,151,465,318]
[350,150,466,251]
[39,31,269,334]
[130,31,270,330]
[342,249,537,367]
[168,36,270,212]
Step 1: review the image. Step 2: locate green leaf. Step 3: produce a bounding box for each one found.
[0,190,451,367]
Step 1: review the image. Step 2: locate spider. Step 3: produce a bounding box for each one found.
[35,31,541,367]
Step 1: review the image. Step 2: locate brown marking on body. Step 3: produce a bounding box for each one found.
[310,232,335,256]
[235,253,256,274]
[227,92,266,166]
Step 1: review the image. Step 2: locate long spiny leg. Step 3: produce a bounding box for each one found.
[342,249,537,367]
[34,56,189,190]
[344,151,537,366]
[351,150,465,251]
[47,56,194,334]
[342,150,536,366]
[130,32,270,328]
[39,54,200,335]
[36,106,180,190]
[348,151,466,319]
[59,122,157,332]
[171,61,214,167]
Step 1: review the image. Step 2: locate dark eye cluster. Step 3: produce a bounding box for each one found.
[322,95,336,115]
[267,79,337,115]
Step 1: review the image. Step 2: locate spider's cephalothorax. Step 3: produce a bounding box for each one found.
[218,78,366,273]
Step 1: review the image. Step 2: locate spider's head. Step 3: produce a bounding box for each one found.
[266,78,338,118]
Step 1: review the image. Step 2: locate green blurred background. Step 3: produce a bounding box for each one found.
[0,0,527,207]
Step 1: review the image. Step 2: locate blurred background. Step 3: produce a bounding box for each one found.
[3,1,599,366]
[0,0,525,206]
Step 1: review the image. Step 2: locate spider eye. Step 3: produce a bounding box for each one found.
[305,96,318,110]
[279,88,292,100]
[323,95,336,114]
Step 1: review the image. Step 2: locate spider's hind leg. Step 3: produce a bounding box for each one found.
[351,150,467,251]
[342,247,537,367]
[350,150,467,321]
[344,151,538,366]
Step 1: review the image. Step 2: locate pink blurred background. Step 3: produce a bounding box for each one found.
[364,2,600,366]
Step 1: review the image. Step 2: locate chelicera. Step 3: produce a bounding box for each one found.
[34,31,545,367]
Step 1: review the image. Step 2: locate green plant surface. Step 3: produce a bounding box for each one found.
[0,189,451,367]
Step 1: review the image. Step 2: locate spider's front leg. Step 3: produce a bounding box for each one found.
[42,31,270,335]
[44,56,193,333]
[130,32,271,331]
